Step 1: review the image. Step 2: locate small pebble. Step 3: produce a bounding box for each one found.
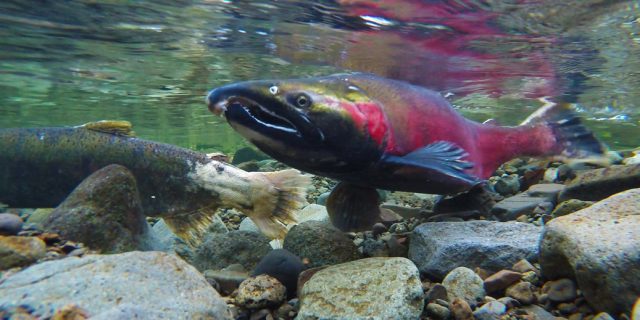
[591,312,615,320]
[0,213,23,236]
[236,275,286,309]
[426,302,451,320]
[497,296,520,309]
[252,249,304,297]
[505,282,536,305]
[494,174,520,196]
[511,259,537,273]
[544,278,577,303]
[425,284,448,303]
[450,298,474,320]
[568,313,584,320]
[443,267,486,307]
[275,303,296,320]
[557,302,577,315]
[371,223,387,238]
[316,192,330,205]
[483,270,522,294]
[521,270,539,285]
[249,309,273,320]
[474,267,492,280]
[435,299,449,308]
[473,300,506,320]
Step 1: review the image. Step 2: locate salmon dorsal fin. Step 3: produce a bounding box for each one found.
[78,120,135,137]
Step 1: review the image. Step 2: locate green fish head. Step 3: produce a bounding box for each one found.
[206,74,384,174]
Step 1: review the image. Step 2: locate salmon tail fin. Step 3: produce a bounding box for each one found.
[248,169,310,240]
[162,205,219,247]
[521,101,608,164]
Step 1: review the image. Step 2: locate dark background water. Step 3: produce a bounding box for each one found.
[0,0,638,152]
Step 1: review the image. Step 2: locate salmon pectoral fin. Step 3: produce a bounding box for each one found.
[380,141,480,186]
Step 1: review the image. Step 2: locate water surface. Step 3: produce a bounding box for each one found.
[0,0,638,152]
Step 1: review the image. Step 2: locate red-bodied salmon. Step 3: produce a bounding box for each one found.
[206,73,605,196]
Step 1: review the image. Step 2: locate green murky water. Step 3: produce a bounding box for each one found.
[0,0,639,153]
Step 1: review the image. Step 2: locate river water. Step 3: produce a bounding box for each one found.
[0,0,638,152]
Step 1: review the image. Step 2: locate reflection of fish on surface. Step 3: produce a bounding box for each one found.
[0,121,310,243]
[206,73,606,230]
[275,0,559,98]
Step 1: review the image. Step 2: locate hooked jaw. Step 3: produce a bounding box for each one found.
[206,84,324,145]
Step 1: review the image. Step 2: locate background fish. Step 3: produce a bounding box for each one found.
[0,121,310,243]
[206,73,606,196]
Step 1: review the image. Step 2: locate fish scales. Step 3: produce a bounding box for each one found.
[0,123,309,242]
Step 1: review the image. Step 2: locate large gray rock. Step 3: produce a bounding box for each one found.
[283,221,361,268]
[558,164,640,202]
[43,164,154,253]
[540,188,640,315]
[409,221,541,279]
[193,230,272,272]
[0,251,231,319]
[297,257,423,319]
[491,184,561,221]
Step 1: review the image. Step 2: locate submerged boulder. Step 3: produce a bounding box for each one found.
[558,164,640,202]
[297,257,423,319]
[540,188,640,315]
[42,164,154,253]
[283,221,361,268]
[192,230,272,272]
[0,251,231,319]
[409,221,541,279]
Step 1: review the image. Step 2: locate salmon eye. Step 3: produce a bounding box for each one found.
[295,94,311,108]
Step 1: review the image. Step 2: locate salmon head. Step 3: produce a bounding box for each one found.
[206,74,388,175]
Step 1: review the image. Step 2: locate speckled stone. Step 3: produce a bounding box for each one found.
[252,249,304,297]
[0,251,231,319]
[283,221,360,268]
[193,230,272,272]
[0,236,46,269]
[297,257,423,320]
[409,221,541,279]
[235,274,286,309]
[442,267,486,307]
[540,188,640,314]
[42,164,153,253]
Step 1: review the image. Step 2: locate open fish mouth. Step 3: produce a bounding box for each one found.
[206,85,324,144]
[225,96,300,135]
